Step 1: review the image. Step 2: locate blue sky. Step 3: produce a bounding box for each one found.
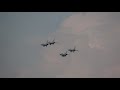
[0,12,75,77]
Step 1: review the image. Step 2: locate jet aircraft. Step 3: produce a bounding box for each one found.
[60,51,69,57]
[68,46,78,53]
[41,40,49,47]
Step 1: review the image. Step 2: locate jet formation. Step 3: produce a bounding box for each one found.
[41,38,78,57]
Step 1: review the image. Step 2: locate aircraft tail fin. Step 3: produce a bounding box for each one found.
[65,51,68,54]
[53,38,55,42]
[74,46,76,50]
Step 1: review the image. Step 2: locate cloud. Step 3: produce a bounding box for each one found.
[17,12,120,78]
[103,65,120,78]
[59,12,109,34]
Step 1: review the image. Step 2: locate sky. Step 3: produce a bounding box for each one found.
[1,12,120,78]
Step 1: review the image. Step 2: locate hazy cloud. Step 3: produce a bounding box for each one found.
[3,12,120,78]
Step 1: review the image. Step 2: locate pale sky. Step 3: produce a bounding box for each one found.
[1,12,120,78]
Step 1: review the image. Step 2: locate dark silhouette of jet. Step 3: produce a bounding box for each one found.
[41,40,49,47]
[68,46,78,53]
[60,51,69,57]
[48,38,57,45]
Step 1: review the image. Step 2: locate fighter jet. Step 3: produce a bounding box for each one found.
[48,38,57,45]
[60,51,69,57]
[41,40,49,47]
[68,46,78,53]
